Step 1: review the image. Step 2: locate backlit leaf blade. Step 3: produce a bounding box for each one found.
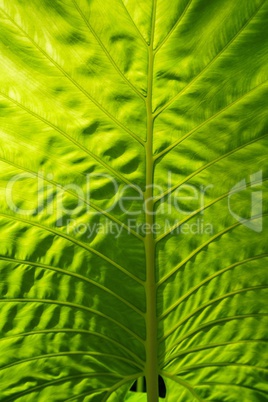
[0,0,267,401]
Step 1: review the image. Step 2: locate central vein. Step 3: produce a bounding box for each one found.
[144,1,158,401]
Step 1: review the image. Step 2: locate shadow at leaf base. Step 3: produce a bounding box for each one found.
[130,375,166,398]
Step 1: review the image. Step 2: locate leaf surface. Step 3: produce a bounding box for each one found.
[0,0,267,401]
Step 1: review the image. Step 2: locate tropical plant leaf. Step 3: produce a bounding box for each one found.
[0,0,267,401]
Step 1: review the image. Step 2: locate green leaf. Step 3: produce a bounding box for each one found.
[125,392,148,402]
[0,0,267,401]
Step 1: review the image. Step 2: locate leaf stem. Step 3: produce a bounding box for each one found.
[144,1,158,401]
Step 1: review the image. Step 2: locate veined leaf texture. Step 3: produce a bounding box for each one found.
[0,0,267,401]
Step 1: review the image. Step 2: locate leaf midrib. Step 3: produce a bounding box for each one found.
[143,0,159,400]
